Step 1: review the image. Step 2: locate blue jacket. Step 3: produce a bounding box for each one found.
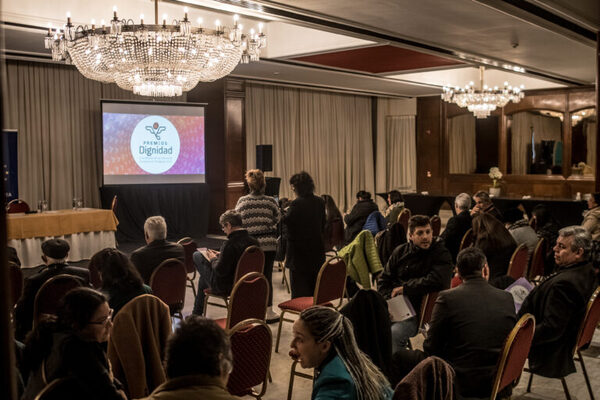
[312,355,357,400]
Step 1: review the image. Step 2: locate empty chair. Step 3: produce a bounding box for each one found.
[430,215,441,238]
[507,243,529,280]
[6,198,30,213]
[527,238,546,282]
[214,272,269,330]
[33,274,83,326]
[459,228,474,252]
[275,257,347,352]
[9,261,23,307]
[227,319,272,399]
[418,292,438,334]
[177,237,199,298]
[491,313,536,400]
[149,258,187,320]
[397,208,411,233]
[203,245,265,314]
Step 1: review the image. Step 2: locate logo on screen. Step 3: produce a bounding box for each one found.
[130,116,181,174]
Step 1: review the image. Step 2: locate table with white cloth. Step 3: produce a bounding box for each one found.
[6,208,118,268]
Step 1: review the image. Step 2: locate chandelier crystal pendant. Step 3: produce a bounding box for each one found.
[441,66,524,118]
[44,3,266,97]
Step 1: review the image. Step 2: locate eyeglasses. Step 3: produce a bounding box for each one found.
[88,308,114,325]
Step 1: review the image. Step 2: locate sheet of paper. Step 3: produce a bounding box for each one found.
[387,295,416,322]
[505,277,534,312]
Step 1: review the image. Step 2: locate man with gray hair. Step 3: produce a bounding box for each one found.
[439,193,472,262]
[518,226,597,379]
[192,210,259,315]
[131,215,185,284]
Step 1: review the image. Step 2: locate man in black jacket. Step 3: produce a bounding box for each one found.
[519,226,598,378]
[192,210,259,315]
[344,190,379,245]
[130,215,185,284]
[378,215,453,352]
[14,239,90,340]
[439,192,472,263]
[391,248,516,397]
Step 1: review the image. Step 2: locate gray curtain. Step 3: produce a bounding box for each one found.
[2,60,185,210]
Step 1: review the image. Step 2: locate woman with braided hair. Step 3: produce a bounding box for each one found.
[289,306,392,400]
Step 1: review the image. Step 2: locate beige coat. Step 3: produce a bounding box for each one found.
[582,206,600,240]
[139,375,237,400]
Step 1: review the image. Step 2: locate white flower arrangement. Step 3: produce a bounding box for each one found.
[489,167,502,188]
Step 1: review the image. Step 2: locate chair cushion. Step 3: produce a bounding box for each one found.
[278,297,332,312]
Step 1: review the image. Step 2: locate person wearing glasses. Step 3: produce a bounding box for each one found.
[21,287,126,400]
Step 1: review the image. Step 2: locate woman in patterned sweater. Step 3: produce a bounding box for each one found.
[235,169,281,322]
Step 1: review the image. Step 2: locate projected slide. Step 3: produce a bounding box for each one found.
[102,101,205,185]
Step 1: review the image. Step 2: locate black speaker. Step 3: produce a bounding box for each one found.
[256,145,273,172]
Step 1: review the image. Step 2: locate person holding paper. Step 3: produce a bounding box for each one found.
[377,215,453,352]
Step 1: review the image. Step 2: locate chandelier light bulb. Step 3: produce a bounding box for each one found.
[66,11,71,18]
[215,19,221,28]
[140,14,144,22]
[197,17,203,25]
[259,22,264,32]
[233,14,239,22]
[113,5,117,12]
[238,24,243,30]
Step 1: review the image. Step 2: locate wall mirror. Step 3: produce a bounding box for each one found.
[506,110,564,175]
[447,113,499,174]
[570,107,596,176]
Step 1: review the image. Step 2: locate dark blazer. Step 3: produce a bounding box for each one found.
[424,278,517,398]
[14,263,90,341]
[378,240,453,313]
[284,194,326,272]
[210,229,259,295]
[344,199,379,244]
[130,239,185,284]
[439,210,472,263]
[518,261,598,378]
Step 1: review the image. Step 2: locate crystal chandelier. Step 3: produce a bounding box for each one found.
[44,3,266,97]
[441,67,524,118]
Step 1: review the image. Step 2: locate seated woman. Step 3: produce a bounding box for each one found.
[290,306,392,400]
[383,190,404,228]
[21,287,126,400]
[93,248,152,316]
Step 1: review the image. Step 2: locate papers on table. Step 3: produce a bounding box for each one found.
[505,277,534,312]
[387,295,416,322]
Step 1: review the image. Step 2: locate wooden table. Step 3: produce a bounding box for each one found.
[6,209,118,268]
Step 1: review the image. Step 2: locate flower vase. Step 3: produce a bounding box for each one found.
[489,187,501,197]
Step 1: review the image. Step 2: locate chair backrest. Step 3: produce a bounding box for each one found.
[397,208,411,232]
[7,198,30,213]
[329,218,345,250]
[234,245,264,282]
[575,286,600,353]
[226,272,269,329]
[176,237,198,274]
[34,376,88,400]
[393,356,455,400]
[418,292,438,330]
[507,243,529,280]
[314,257,347,306]
[110,195,117,213]
[9,261,23,307]
[430,215,441,238]
[527,238,546,280]
[459,228,474,252]
[490,313,536,399]
[227,319,272,398]
[149,258,187,312]
[33,274,83,324]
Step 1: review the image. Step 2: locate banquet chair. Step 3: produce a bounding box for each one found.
[227,319,272,399]
[526,286,600,400]
[110,195,117,213]
[527,238,546,283]
[149,258,187,321]
[418,291,438,333]
[34,376,88,400]
[397,208,411,233]
[430,215,441,238]
[214,272,269,330]
[459,228,474,252]
[33,274,83,327]
[9,261,23,307]
[6,198,30,213]
[507,243,529,280]
[177,237,198,298]
[275,256,346,353]
[203,245,264,315]
[490,313,535,400]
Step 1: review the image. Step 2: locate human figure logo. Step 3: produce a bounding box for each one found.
[130,116,181,174]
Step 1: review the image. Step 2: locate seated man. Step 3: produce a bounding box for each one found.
[14,239,90,341]
[439,192,472,263]
[141,316,237,400]
[519,226,598,379]
[344,190,379,245]
[192,210,259,315]
[378,215,453,352]
[130,216,185,284]
[390,247,517,397]
[471,190,503,222]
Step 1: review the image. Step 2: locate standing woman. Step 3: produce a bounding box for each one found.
[236,169,280,321]
[290,306,392,400]
[284,171,326,298]
[322,194,344,251]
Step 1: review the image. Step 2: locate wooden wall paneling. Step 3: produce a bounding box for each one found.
[504,91,567,114]
[417,97,443,194]
[568,87,595,112]
[224,91,245,210]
